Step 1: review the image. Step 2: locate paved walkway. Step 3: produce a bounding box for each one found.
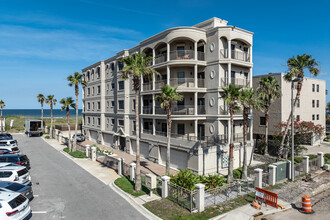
[304,141,330,154]
[81,140,178,176]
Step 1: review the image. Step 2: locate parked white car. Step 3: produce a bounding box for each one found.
[0,191,31,219]
[72,133,85,142]
[0,140,18,147]
[0,163,31,185]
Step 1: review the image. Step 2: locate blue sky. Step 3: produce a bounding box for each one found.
[0,0,329,109]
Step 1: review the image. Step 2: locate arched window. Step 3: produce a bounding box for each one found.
[97,67,100,79]
[86,71,90,81]
[111,63,115,71]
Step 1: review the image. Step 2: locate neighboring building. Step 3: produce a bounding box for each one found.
[82,17,254,175]
[253,73,326,145]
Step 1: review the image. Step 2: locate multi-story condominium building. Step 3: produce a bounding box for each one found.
[82,17,254,175]
[253,73,326,146]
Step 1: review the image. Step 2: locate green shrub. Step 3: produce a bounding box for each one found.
[170,169,200,190]
[63,148,88,158]
[307,154,317,160]
[201,174,226,190]
[114,176,149,197]
[45,136,50,139]
[233,167,243,179]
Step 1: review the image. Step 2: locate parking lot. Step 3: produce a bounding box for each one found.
[14,134,145,220]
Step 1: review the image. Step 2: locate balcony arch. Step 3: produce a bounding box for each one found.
[230,38,251,62]
[197,39,206,61]
[154,42,167,64]
[169,37,195,61]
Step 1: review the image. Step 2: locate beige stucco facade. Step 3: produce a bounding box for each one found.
[82,17,255,175]
[253,73,326,144]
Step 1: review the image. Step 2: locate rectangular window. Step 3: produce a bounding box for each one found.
[177,124,185,135]
[92,102,95,110]
[111,101,115,107]
[312,114,315,120]
[317,100,319,108]
[97,102,101,110]
[118,81,124,90]
[231,71,235,78]
[92,87,95,95]
[87,88,90,95]
[312,84,315,92]
[88,102,90,110]
[296,115,300,121]
[177,72,185,84]
[133,121,136,131]
[231,44,235,50]
[317,114,319,120]
[88,117,90,124]
[317,84,319,92]
[132,100,136,110]
[312,100,315,108]
[97,86,101,94]
[260,117,266,126]
[118,120,124,126]
[98,118,101,126]
[111,83,115,89]
[107,101,109,107]
[118,61,123,71]
[92,118,95,125]
[118,100,124,110]
[107,84,109,91]
[111,119,115,125]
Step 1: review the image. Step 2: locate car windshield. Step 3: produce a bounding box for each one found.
[19,156,28,162]
[8,195,27,209]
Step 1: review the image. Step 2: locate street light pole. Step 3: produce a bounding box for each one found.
[291,78,303,182]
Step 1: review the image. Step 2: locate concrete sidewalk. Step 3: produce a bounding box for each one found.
[211,199,291,220]
[41,136,161,219]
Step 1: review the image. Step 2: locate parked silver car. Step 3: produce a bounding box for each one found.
[72,133,85,142]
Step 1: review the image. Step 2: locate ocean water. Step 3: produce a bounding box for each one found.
[1,109,82,118]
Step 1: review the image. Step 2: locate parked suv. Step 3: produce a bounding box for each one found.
[0,182,33,200]
[0,146,19,154]
[0,163,31,185]
[72,133,85,142]
[0,133,13,140]
[0,191,31,219]
[0,155,30,169]
[0,140,18,147]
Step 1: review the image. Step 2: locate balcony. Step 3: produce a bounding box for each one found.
[155,79,166,89]
[170,50,194,60]
[143,106,153,114]
[219,106,242,115]
[155,54,167,64]
[155,105,195,115]
[231,78,249,87]
[220,49,250,62]
[170,78,194,88]
[143,82,153,91]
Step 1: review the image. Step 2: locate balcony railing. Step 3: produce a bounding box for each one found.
[170,50,194,60]
[231,78,249,87]
[219,106,242,115]
[197,105,206,114]
[170,78,195,88]
[143,106,153,114]
[220,49,250,62]
[155,79,166,89]
[143,82,153,91]
[197,51,205,61]
[155,54,167,64]
[155,105,195,115]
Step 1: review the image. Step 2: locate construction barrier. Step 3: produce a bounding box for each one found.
[255,187,278,208]
[302,196,312,213]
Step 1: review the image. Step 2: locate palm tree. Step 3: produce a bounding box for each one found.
[46,95,57,138]
[156,85,182,175]
[0,100,5,132]
[121,52,157,191]
[327,102,330,112]
[239,88,263,179]
[257,76,281,155]
[37,94,45,131]
[221,84,241,183]
[279,54,320,157]
[60,97,76,152]
[67,72,87,151]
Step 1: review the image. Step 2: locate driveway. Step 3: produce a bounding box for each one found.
[14,134,145,220]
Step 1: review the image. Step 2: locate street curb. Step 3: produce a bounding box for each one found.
[109,180,162,220]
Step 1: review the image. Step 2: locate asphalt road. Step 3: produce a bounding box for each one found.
[14,134,145,220]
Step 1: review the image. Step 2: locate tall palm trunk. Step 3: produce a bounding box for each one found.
[166,106,172,175]
[242,107,249,179]
[50,104,53,138]
[135,88,141,191]
[228,109,234,183]
[279,81,302,157]
[0,108,3,132]
[41,102,44,131]
[264,109,270,155]
[67,109,72,152]
[74,85,79,152]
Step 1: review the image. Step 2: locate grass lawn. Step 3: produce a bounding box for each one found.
[143,193,255,220]
[63,147,87,158]
[114,176,150,197]
[4,115,82,133]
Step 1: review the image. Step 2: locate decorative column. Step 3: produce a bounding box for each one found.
[249,67,253,88]
[85,145,90,158]
[228,63,232,85]
[249,46,253,63]
[254,168,263,188]
[227,120,231,143]
[318,152,324,167]
[130,162,136,181]
[152,48,155,65]
[195,120,198,139]
[303,156,309,173]
[117,158,123,176]
[194,41,198,60]
[152,119,156,135]
[194,92,198,116]
[161,176,170,198]
[91,146,97,162]
[152,94,155,115]
[195,183,205,212]
[228,39,232,59]
[194,64,198,88]
[166,66,170,85]
[167,43,170,61]
[268,165,276,186]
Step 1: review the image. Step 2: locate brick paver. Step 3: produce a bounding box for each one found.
[81,140,177,177]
